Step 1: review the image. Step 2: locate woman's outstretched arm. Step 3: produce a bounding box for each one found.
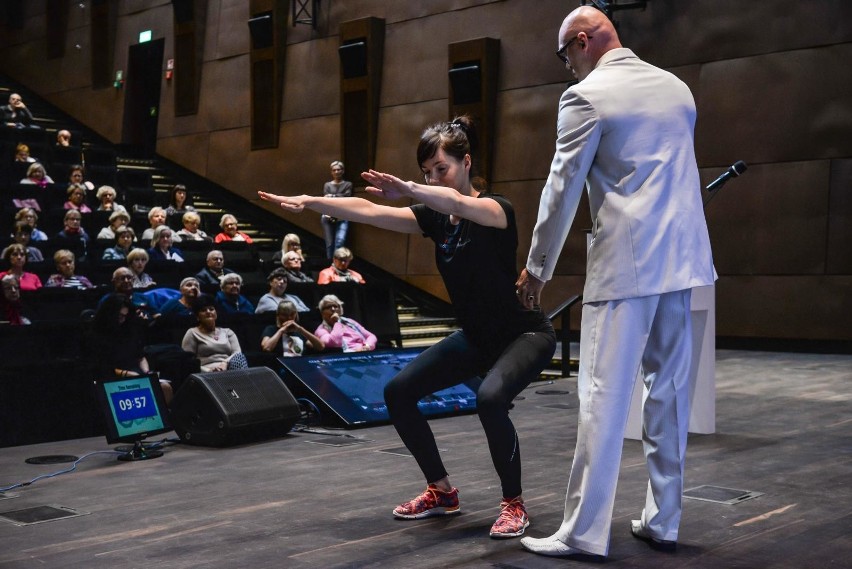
[257,191,420,234]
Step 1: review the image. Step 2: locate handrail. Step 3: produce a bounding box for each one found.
[547,294,583,378]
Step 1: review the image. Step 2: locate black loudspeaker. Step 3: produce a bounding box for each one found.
[339,40,367,78]
[248,12,274,49]
[170,367,301,447]
[449,62,482,105]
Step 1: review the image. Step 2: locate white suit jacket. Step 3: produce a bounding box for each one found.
[527,48,716,303]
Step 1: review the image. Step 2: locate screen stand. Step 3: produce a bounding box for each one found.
[117,441,164,462]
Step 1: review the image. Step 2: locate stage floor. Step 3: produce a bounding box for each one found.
[1,350,850,568]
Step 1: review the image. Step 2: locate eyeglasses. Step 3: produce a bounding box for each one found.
[322,305,341,311]
[556,34,592,64]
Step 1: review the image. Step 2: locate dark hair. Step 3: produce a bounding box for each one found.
[191,294,216,315]
[267,267,289,282]
[169,184,192,208]
[92,293,134,334]
[416,115,480,180]
[14,221,33,235]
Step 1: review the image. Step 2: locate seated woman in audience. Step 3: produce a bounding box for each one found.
[261,300,324,357]
[164,184,196,216]
[14,143,36,163]
[281,250,314,283]
[314,294,376,353]
[15,208,48,241]
[175,211,211,241]
[0,274,31,325]
[182,295,248,372]
[214,214,253,244]
[102,225,136,261]
[141,207,181,242]
[214,273,255,315]
[89,293,173,404]
[148,225,184,263]
[255,268,310,313]
[159,277,201,317]
[67,164,95,192]
[127,248,156,289]
[63,183,92,213]
[97,210,131,240]
[271,233,304,264]
[55,209,90,260]
[45,249,94,289]
[317,247,366,284]
[0,243,43,291]
[12,222,43,263]
[19,162,54,186]
[95,185,126,213]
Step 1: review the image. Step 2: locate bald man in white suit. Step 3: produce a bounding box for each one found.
[516,6,716,559]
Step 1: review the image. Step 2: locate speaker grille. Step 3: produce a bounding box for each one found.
[200,369,293,427]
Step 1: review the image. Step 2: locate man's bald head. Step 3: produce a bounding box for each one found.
[558,6,622,81]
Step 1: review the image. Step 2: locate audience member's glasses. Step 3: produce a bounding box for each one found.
[556,35,592,64]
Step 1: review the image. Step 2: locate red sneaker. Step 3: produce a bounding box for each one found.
[489,497,529,538]
[392,484,460,519]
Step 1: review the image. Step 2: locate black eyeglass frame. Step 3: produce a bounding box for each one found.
[556,34,593,64]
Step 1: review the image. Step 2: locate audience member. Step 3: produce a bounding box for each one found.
[195,250,233,286]
[97,210,132,240]
[261,300,324,357]
[159,277,201,317]
[148,225,184,262]
[0,244,43,291]
[95,185,126,213]
[2,93,35,128]
[214,213,253,244]
[67,164,95,192]
[56,129,72,147]
[20,162,54,186]
[165,184,196,216]
[314,294,376,353]
[55,209,90,260]
[175,211,211,241]
[281,250,314,283]
[89,293,173,404]
[127,248,156,289]
[12,222,43,263]
[64,183,92,213]
[45,249,94,289]
[214,273,254,315]
[271,233,304,263]
[141,207,181,242]
[182,295,248,372]
[320,160,353,258]
[14,208,48,241]
[0,274,31,325]
[317,247,365,284]
[14,143,35,163]
[255,268,310,314]
[102,225,136,261]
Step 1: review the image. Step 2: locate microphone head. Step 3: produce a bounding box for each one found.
[732,160,748,176]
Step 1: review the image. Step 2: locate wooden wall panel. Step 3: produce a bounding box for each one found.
[703,160,830,275]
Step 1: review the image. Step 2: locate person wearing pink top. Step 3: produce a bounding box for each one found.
[313,294,376,352]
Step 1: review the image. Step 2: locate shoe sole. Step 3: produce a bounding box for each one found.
[489,517,530,538]
[393,505,461,520]
[630,522,677,551]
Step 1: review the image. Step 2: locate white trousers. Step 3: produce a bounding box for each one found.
[554,289,692,556]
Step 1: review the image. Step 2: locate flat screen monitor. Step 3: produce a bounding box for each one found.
[279,348,479,428]
[94,374,172,460]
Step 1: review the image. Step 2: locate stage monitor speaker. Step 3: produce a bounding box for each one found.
[449,62,482,105]
[248,12,274,49]
[339,39,367,78]
[170,367,301,447]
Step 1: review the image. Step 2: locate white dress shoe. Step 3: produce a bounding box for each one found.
[520,535,587,557]
[630,520,677,551]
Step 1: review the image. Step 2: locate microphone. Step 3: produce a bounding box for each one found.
[706,160,747,192]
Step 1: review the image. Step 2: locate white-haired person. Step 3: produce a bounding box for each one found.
[320,160,353,259]
[140,207,180,242]
[15,208,48,241]
[19,162,53,186]
[313,294,376,353]
[214,213,253,244]
[45,249,94,289]
[281,250,314,284]
[147,225,184,262]
[195,249,234,286]
[175,211,211,241]
[126,248,156,289]
[97,210,131,240]
[261,300,324,357]
[213,272,254,315]
[95,185,126,213]
[317,246,365,284]
[159,277,201,317]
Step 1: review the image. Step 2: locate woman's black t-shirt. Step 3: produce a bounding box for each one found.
[410,194,552,354]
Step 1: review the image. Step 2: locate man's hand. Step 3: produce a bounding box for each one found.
[515,268,546,309]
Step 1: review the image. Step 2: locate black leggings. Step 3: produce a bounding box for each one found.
[384,329,556,498]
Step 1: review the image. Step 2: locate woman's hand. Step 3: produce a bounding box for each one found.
[361,170,412,201]
[258,191,309,213]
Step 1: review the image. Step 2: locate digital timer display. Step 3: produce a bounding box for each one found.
[102,380,166,439]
